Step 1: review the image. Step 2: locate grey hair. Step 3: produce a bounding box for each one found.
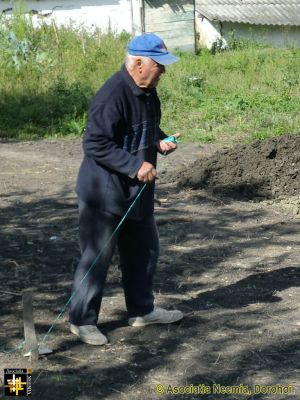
[125,53,152,69]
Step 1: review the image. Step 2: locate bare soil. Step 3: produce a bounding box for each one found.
[0,136,299,400]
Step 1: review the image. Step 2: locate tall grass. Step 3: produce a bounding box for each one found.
[159,45,300,143]
[1,12,300,143]
[0,11,129,138]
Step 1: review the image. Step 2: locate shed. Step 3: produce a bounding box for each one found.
[131,0,195,51]
[196,1,300,49]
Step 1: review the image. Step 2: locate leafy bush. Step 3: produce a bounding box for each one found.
[0,11,129,138]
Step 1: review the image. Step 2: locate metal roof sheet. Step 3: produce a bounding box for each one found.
[196,1,300,26]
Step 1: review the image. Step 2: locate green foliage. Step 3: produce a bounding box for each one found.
[1,11,300,143]
[0,11,129,138]
[227,30,268,51]
[158,46,300,143]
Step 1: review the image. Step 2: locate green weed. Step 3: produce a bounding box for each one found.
[0,12,300,144]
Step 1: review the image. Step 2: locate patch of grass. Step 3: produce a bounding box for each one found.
[1,11,300,143]
[158,46,300,143]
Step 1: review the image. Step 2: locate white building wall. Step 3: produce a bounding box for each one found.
[0,0,132,33]
[222,22,300,48]
[195,15,227,50]
[196,16,300,49]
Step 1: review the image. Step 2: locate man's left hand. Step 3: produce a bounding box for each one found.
[156,132,181,155]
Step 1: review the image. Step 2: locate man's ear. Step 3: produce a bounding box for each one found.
[136,58,143,72]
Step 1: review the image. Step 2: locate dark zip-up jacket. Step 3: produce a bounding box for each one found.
[76,64,166,220]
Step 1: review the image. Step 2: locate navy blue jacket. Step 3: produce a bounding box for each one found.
[76,64,166,220]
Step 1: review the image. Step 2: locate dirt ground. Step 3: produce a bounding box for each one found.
[0,135,299,400]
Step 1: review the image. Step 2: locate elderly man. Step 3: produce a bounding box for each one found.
[69,33,183,345]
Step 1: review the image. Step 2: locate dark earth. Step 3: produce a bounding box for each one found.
[0,134,299,400]
[177,134,300,201]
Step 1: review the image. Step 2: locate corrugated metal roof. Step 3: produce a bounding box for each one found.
[196,1,300,26]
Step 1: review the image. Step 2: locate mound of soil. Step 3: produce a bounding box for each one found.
[178,134,300,200]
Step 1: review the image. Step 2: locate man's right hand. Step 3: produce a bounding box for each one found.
[137,162,157,183]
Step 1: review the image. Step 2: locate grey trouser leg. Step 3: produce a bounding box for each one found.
[69,200,159,326]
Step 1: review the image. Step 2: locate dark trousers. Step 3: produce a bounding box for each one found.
[69,200,159,326]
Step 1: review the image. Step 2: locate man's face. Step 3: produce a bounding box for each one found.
[140,58,165,88]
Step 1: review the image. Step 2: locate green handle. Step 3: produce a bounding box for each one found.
[163,136,178,143]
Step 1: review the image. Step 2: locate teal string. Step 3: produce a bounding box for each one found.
[1,340,26,354]
[1,183,147,355]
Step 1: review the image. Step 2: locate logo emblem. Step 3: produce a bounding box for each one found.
[4,369,32,397]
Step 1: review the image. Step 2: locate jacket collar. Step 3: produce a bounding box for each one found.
[121,64,156,97]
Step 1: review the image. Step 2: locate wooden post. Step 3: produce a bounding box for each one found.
[22,289,39,361]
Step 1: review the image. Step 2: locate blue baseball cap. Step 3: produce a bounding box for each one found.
[127,33,179,65]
